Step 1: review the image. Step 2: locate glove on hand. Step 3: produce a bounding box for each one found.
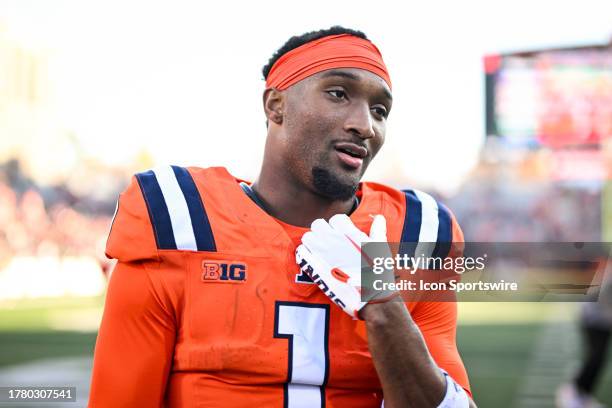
[296,214,398,319]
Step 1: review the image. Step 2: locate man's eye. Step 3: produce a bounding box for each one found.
[327,90,346,99]
[372,106,388,119]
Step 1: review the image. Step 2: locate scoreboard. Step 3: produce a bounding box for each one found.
[485,43,612,148]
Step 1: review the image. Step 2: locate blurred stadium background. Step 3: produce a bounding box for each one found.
[0,1,611,407]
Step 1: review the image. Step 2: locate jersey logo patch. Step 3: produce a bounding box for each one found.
[201,261,247,282]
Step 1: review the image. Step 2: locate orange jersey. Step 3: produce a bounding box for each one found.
[89,166,470,408]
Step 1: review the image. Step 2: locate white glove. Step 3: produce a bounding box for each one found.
[295,214,398,319]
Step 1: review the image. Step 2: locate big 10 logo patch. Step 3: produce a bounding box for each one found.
[201,261,247,282]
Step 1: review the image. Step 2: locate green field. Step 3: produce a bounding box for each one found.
[0,297,102,368]
[1,298,611,407]
[458,303,612,407]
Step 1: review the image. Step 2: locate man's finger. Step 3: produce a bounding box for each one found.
[369,214,387,241]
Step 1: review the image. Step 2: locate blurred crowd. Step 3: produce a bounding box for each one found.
[449,162,602,242]
[0,159,116,274]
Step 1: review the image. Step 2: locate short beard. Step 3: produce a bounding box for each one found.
[311,166,358,201]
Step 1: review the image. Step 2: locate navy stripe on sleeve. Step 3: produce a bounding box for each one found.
[172,166,217,252]
[432,202,453,259]
[399,190,422,257]
[135,170,177,250]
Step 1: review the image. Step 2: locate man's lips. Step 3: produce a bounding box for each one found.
[336,151,363,169]
[334,142,368,159]
[333,142,368,170]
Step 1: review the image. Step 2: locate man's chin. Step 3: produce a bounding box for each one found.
[311,166,359,201]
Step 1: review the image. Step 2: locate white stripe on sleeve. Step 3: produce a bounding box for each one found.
[153,165,198,251]
[414,190,440,259]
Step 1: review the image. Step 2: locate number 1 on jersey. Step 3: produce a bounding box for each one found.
[274,302,330,408]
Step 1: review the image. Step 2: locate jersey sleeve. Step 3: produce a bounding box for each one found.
[410,208,471,397]
[447,207,464,259]
[88,261,176,407]
[106,175,159,262]
[411,300,471,398]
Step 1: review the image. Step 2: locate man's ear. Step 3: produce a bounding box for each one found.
[263,88,284,125]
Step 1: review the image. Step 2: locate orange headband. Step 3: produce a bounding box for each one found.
[265,34,392,91]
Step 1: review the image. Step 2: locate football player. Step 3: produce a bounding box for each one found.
[88,26,476,407]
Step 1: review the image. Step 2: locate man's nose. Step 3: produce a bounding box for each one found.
[343,102,375,139]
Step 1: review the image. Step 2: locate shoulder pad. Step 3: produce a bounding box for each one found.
[106,173,159,262]
[400,189,464,259]
[106,165,216,261]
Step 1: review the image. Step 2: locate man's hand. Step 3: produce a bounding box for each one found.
[295,214,398,319]
[296,214,476,407]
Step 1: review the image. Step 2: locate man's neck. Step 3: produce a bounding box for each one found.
[251,169,357,228]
